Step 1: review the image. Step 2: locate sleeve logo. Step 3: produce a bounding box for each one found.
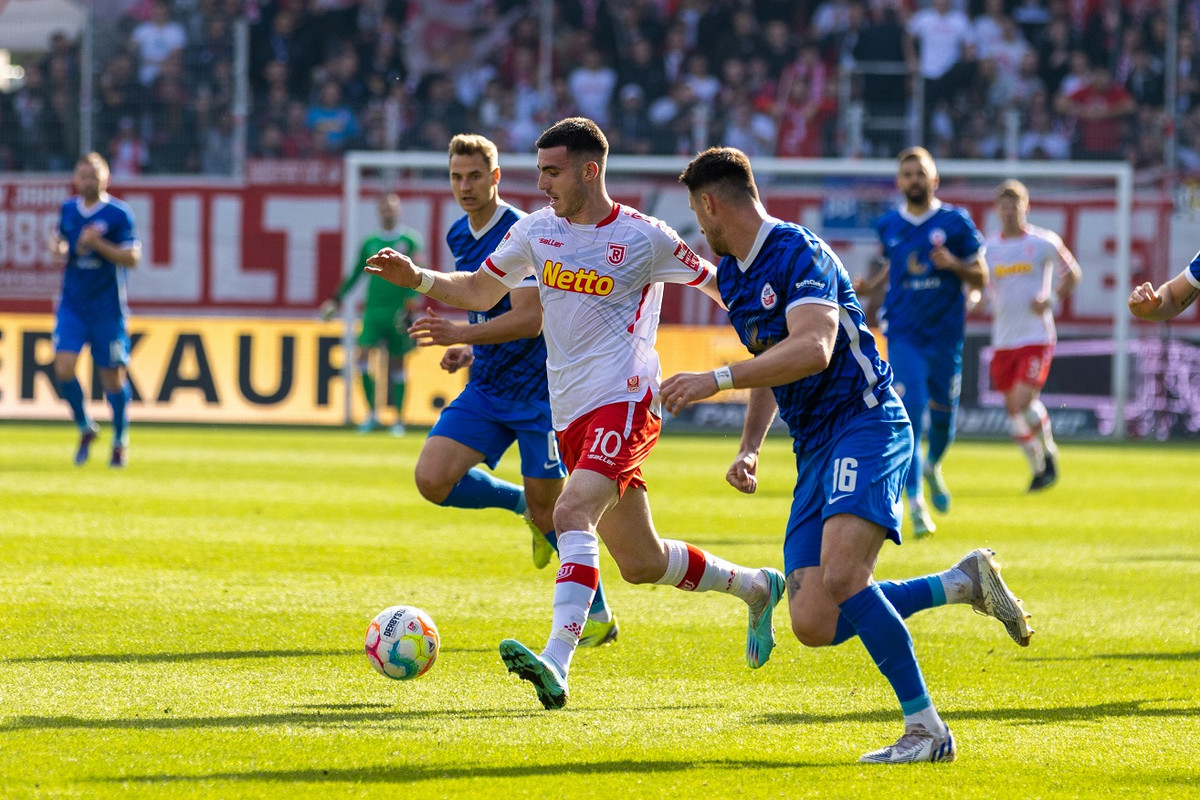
[673,241,701,271]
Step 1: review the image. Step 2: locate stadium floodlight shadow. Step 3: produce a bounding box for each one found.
[1,648,349,665]
[0,705,523,733]
[3,645,495,665]
[1024,650,1200,663]
[755,699,1200,728]
[104,758,833,786]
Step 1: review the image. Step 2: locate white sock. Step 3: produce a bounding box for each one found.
[904,704,949,737]
[937,566,974,605]
[1026,399,1057,455]
[541,530,599,675]
[1009,412,1045,473]
[655,539,763,604]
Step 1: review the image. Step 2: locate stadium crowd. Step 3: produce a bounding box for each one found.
[0,0,1196,174]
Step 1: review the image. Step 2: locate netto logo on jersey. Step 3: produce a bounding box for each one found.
[542,260,615,295]
[993,262,1034,278]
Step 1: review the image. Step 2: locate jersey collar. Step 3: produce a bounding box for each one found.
[736,217,782,273]
[75,193,111,217]
[899,198,942,226]
[470,201,512,239]
[569,202,620,229]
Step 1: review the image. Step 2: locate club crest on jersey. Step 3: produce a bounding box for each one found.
[627,375,640,393]
[929,228,947,247]
[760,282,777,309]
[607,242,627,266]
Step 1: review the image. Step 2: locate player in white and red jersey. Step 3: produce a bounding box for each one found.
[365,118,785,710]
[986,180,1081,491]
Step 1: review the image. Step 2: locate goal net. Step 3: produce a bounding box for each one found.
[343,151,1184,441]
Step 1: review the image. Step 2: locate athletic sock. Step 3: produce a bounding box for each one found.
[57,378,90,429]
[1026,399,1057,455]
[538,528,609,621]
[654,540,763,603]
[439,467,524,512]
[1009,411,1045,473]
[390,368,406,418]
[838,584,932,717]
[541,530,599,675]
[106,382,131,446]
[926,408,956,465]
[905,704,949,737]
[831,577,942,645]
[359,369,377,413]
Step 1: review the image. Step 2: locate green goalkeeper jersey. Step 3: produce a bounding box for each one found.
[333,228,424,311]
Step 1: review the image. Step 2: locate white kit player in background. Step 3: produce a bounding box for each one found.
[985,179,1081,490]
[365,117,784,711]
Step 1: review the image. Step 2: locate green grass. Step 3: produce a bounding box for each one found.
[1,421,1198,798]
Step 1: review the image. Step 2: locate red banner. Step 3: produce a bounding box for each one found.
[1,169,1190,327]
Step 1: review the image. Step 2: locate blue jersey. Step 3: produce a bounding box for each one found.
[57,194,139,321]
[718,220,894,450]
[873,201,984,348]
[1187,250,1200,287]
[446,203,549,402]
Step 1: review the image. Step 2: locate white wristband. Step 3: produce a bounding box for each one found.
[415,268,436,294]
[713,365,734,391]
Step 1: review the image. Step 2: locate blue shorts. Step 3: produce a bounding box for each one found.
[53,307,130,369]
[782,393,913,574]
[887,336,963,412]
[429,382,567,480]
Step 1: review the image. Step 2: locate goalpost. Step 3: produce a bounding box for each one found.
[343,152,1135,439]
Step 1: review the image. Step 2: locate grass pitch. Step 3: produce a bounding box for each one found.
[1,421,1198,798]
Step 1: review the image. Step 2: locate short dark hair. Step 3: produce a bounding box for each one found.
[535,117,608,162]
[678,146,759,201]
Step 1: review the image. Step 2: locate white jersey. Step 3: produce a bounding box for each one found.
[483,203,714,429]
[986,224,1076,349]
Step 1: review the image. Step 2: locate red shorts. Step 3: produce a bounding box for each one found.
[557,392,661,495]
[991,343,1055,393]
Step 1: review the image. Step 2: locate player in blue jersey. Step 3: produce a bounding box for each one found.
[1128,254,1200,320]
[49,152,142,468]
[667,146,1032,763]
[859,147,988,537]
[405,133,617,646]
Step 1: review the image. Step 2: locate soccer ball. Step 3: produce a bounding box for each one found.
[364,605,439,680]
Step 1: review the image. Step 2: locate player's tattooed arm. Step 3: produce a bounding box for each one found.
[1130,268,1200,321]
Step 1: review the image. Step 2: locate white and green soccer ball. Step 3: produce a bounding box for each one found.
[364,605,439,680]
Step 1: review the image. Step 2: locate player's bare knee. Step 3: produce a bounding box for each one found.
[822,567,868,606]
[413,465,452,505]
[791,617,831,648]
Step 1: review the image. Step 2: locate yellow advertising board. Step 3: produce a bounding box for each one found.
[0,316,747,426]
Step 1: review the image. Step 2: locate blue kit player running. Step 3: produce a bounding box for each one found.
[406,134,616,645]
[667,146,1032,763]
[49,152,142,468]
[861,147,988,537]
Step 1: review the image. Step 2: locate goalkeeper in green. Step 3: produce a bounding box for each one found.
[322,193,424,434]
